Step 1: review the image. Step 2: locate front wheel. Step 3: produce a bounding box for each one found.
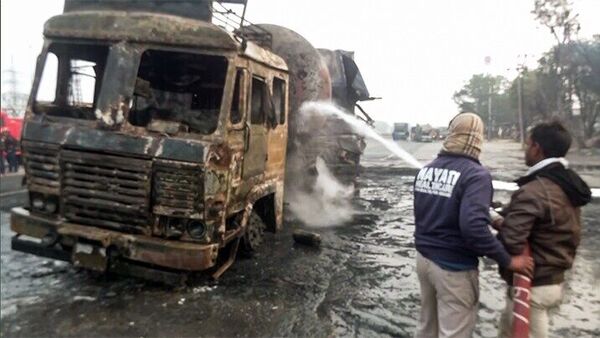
[239,210,266,257]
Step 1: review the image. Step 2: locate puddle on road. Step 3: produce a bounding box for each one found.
[1,164,599,337]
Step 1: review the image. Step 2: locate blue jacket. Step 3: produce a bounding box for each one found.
[413,153,511,270]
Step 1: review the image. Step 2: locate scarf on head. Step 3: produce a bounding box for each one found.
[442,113,484,160]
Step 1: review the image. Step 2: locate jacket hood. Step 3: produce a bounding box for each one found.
[516,163,592,207]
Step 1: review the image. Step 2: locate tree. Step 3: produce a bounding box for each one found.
[452,74,512,132]
[507,66,558,127]
[532,0,580,118]
[563,40,600,138]
[505,40,600,141]
[533,0,580,46]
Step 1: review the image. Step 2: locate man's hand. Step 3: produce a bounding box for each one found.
[508,254,534,278]
[489,208,504,231]
[491,201,505,209]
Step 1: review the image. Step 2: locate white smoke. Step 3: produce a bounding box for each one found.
[299,101,424,169]
[287,157,356,227]
[283,101,363,227]
[285,101,426,227]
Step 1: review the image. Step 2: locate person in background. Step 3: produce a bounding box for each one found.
[0,128,7,175]
[3,129,19,173]
[493,121,591,338]
[413,112,534,338]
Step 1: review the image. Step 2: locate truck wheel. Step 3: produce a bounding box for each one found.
[240,210,266,257]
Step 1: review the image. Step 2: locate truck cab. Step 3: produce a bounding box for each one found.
[11,2,289,280]
[392,122,409,141]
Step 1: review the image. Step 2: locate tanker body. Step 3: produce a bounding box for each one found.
[11,0,372,280]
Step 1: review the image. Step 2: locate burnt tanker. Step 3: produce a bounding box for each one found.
[11,0,374,281]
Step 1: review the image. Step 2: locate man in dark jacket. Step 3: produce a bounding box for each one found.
[414,113,533,338]
[495,121,591,338]
[0,128,6,175]
[4,131,19,173]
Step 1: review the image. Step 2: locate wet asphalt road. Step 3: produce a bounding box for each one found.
[1,140,599,338]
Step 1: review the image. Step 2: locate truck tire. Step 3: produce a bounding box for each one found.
[240,210,266,257]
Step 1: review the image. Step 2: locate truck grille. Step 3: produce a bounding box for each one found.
[153,161,203,215]
[61,150,152,234]
[22,141,61,194]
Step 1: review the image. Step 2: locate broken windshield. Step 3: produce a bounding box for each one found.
[128,50,228,135]
[34,42,109,119]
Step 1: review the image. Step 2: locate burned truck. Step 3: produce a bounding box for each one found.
[11,0,372,280]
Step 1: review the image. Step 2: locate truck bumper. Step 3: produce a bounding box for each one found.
[10,207,219,272]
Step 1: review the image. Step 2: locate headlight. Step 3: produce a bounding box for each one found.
[30,193,58,214]
[187,220,206,239]
[45,197,58,213]
[32,196,45,210]
[164,217,184,239]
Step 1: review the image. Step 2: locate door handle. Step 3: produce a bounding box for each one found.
[244,122,250,153]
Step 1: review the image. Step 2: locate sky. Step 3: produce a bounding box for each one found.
[1,0,599,126]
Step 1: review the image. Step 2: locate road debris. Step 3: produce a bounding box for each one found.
[73,296,96,302]
[292,229,322,247]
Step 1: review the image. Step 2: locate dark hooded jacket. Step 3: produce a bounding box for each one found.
[414,153,512,270]
[499,162,591,286]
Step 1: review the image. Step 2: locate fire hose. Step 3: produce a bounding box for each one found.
[511,244,532,338]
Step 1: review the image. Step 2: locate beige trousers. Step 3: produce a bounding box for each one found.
[498,284,563,338]
[415,252,479,338]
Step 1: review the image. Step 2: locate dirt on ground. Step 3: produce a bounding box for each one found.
[1,139,598,338]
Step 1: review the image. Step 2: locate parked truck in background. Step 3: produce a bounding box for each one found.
[10,0,372,282]
[0,109,23,166]
[391,122,409,140]
[410,124,434,142]
[0,110,24,140]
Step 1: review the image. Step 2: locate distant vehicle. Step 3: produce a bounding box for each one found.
[436,127,448,140]
[410,124,434,142]
[0,109,23,165]
[410,125,421,141]
[392,122,409,140]
[421,134,433,142]
[0,109,23,140]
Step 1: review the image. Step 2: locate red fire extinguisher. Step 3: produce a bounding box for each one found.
[511,244,532,338]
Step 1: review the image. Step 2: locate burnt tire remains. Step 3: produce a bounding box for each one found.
[240,211,266,257]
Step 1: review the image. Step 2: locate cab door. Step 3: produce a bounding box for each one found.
[242,76,269,179]
[265,76,288,174]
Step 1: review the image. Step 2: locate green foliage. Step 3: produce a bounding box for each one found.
[451,0,599,141]
[507,67,557,127]
[533,0,580,45]
[565,40,600,137]
[452,74,513,127]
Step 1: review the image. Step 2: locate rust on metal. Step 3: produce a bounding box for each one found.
[11,0,371,281]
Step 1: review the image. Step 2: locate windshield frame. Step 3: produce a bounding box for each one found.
[28,39,112,127]
[28,39,236,142]
[125,44,232,139]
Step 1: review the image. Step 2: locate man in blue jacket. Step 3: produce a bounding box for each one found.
[413,113,534,338]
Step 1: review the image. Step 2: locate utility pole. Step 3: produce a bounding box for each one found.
[488,82,493,140]
[516,54,528,146]
[2,58,19,116]
[517,74,524,145]
[485,56,493,140]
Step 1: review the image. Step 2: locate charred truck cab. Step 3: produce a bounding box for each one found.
[11,1,289,280]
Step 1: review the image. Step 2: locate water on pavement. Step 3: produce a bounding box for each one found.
[1,140,598,338]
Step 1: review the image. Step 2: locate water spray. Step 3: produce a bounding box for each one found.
[300,102,424,169]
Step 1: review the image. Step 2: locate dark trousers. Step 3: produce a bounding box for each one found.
[0,156,5,174]
[7,151,18,172]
